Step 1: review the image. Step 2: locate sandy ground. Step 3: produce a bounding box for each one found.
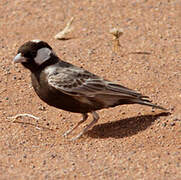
[0,0,181,179]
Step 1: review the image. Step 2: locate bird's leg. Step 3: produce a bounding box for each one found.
[71,111,99,141]
[63,113,88,137]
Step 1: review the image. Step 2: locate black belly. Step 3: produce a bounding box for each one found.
[31,73,103,113]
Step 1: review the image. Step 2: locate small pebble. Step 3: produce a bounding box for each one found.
[170,122,175,126]
[13,76,17,80]
[162,122,167,127]
[39,105,46,111]
[170,106,175,111]
[51,154,56,159]
[43,160,46,165]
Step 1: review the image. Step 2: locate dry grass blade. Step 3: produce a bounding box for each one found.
[7,113,40,122]
[54,17,74,40]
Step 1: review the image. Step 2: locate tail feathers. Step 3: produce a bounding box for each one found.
[132,97,167,111]
[106,83,167,110]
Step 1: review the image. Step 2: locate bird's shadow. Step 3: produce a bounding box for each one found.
[87,112,170,139]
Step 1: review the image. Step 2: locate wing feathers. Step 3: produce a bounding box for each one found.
[46,65,166,110]
[47,67,143,99]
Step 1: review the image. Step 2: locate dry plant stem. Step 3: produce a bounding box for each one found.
[54,17,74,40]
[113,39,121,53]
[128,51,151,55]
[110,28,123,53]
[7,113,40,122]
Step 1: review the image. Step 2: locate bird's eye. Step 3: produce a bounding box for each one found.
[23,52,30,57]
[23,51,36,59]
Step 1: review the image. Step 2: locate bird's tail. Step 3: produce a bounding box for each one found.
[131,96,167,111]
[101,82,167,110]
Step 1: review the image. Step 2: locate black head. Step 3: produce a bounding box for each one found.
[13,40,58,72]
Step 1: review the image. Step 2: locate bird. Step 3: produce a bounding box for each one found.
[13,40,166,140]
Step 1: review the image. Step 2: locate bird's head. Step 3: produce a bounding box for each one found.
[13,40,58,72]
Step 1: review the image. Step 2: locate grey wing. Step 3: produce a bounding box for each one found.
[47,68,107,97]
[47,67,142,99]
[46,66,166,110]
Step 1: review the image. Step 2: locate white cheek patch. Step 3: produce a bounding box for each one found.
[34,47,52,65]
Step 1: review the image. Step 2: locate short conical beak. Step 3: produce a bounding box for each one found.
[13,53,27,63]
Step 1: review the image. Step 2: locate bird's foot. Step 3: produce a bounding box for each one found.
[62,113,88,138]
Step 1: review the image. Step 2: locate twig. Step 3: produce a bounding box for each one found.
[7,113,40,122]
[129,51,151,55]
[54,17,74,40]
